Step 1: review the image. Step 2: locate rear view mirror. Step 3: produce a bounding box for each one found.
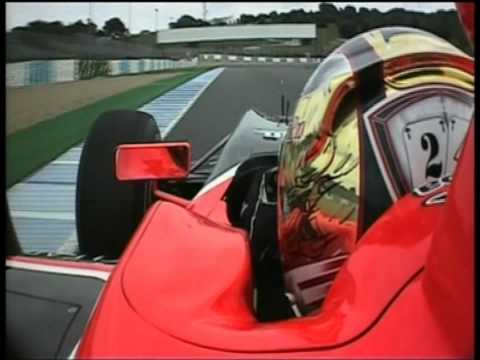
[115,142,191,181]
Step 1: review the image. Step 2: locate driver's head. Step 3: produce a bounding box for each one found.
[277,26,474,313]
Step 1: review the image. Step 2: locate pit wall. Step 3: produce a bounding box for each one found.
[6,58,199,87]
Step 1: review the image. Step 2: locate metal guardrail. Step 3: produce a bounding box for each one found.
[199,53,322,64]
[6,58,199,88]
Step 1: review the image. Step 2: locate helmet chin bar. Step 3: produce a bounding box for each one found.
[284,254,349,314]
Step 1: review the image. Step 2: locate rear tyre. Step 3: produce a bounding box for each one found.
[76,110,160,259]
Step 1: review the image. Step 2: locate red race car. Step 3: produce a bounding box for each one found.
[6,3,474,358]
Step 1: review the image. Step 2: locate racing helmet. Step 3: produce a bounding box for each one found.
[277,27,475,314]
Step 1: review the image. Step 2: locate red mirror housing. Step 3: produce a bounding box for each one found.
[115,142,191,181]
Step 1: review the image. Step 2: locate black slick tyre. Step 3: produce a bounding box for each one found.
[76,110,160,259]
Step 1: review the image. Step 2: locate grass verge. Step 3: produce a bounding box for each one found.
[6,67,214,188]
[107,65,216,78]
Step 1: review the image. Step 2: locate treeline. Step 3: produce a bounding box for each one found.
[169,15,211,29]
[8,4,471,53]
[169,3,471,53]
[10,17,131,38]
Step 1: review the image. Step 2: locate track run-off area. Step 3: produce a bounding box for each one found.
[7,64,316,254]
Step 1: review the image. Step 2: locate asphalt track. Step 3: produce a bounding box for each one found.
[165,64,316,161]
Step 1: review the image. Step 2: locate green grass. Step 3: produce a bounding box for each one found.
[6,67,214,188]
[107,65,216,78]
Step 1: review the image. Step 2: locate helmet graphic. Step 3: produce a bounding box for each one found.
[277,27,474,314]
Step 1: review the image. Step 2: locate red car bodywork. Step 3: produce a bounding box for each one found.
[8,4,473,358]
[80,4,475,357]
[72,117,473,357]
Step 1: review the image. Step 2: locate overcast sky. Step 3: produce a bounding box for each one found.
[6,2,456,34]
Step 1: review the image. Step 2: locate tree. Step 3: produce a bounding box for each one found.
[169,15,209,29]
[103,17,127,37]
[11,25,28,32]
[338,20,358,38]
[238,14,256,25]
[10,19,100,36]
[86,19,97,34]
[344,5,357,17]
[23,20,66,34]
[257,13,270,24]
[289,9,308,23]
[269,11,279,21]
[65,20,91,35]
[319,2,339,16]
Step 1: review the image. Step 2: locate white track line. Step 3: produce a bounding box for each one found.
[11,211,75,221]
[162,68,224,137]
[6,259,111,281]
[51,160,80,165]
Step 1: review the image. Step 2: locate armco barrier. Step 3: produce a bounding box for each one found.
[6,57,199,88]
[129,59,140,74]
[52,60,76,83]
[6,62,27,87]
[138,59,145,73]
[109,60,122,76]
[28,61,51,85]
[200,53,322,65]
[78,59,110,80]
